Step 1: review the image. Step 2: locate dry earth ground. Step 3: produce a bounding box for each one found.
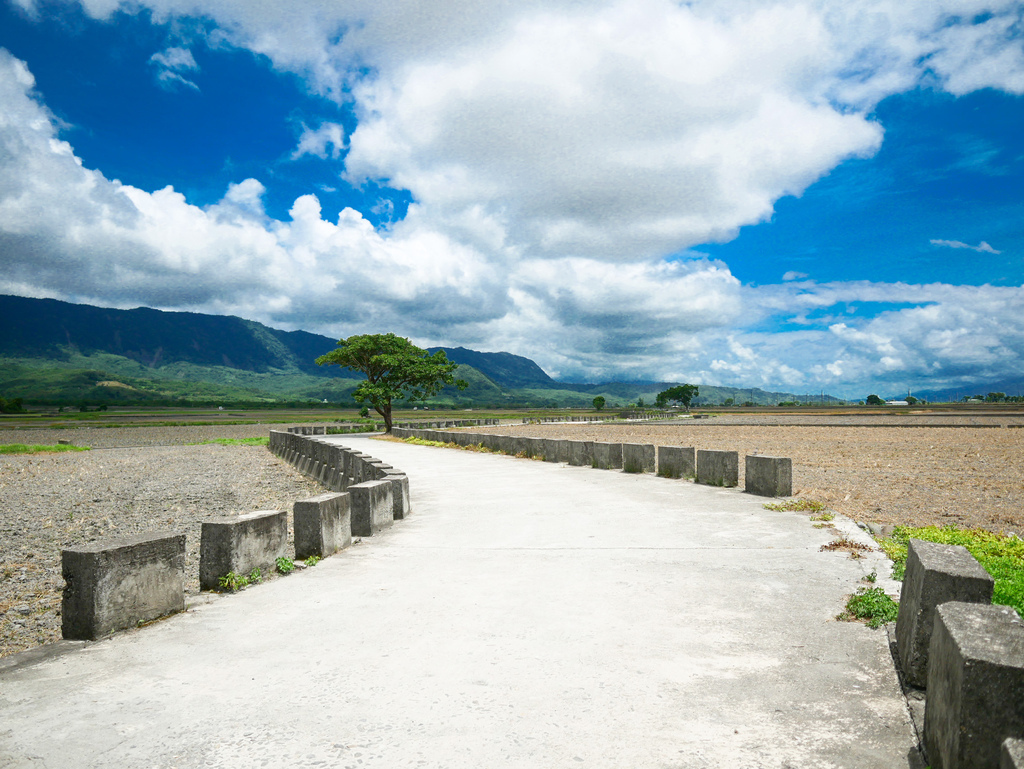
[0,424,320,658]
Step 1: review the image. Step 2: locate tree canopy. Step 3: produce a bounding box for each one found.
[866,394,884,405]
[315,333,466,432]
[592,395,606,411]
[655,384,699,411]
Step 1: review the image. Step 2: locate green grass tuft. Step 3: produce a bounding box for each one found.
[188,437,270,446]
[839,586,899,629]
[0,443,90,454]
[878,525,1024,617]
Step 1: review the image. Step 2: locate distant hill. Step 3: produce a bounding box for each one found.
[428,346,557,388]
[0,294,333,375]
[0,294,842,407]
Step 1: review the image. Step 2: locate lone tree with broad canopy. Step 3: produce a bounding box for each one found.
[655,383,699,411]
[592,395,606,411]
[316,333,466,433]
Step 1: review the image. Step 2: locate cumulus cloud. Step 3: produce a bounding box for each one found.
[292,122,346,160]
[930,238,1002,254]
[0,50,507,330]
[4,0,1024,393]
[149,46,200,91]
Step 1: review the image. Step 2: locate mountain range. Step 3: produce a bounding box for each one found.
[0,294,838,408]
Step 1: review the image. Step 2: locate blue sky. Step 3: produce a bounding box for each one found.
[1,0,1023,397]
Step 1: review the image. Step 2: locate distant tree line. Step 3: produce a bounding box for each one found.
[962,392,1022,403]
[0,395,24,414]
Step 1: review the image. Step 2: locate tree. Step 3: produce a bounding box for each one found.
[315,333,466,433]
[905,395,919,405]
[592,395,606,411]
[655,384,699,411]
[866,394,884,405]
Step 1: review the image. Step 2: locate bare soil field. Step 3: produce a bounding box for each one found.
[473,418,1024,533]
[0,425,321,658]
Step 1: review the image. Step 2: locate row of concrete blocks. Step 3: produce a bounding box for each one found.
[286,418,500,436]
[390,428,792,497]
[269,430,411,519]
[522,416,606,424]
[59,436,404,643]
[893,538,1024,769]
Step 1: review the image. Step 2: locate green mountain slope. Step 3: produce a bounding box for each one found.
[0,295,840,407]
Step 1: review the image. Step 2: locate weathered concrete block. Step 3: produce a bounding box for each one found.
[1003,739,1024,769]
[386,473,411,520]
[592,442,622,470]
[744,455,793,497]
[657,446,695,479]
[696,449,738,487]
[349,480,395,537]
[568,441,594,467]
[541,439,561,462]
[553,439,572,463]
[622,443,656,473]
[924,602,1024,769]
[199,510,288,590]
[294,493,351,560]
[62,531,185,641]
[896,538,995,688]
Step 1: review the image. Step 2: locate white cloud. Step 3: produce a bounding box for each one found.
[782,271,809,281]
[149,45,200,91]
[344,1,885,261]
[292,122,346,160]
[930,238,1002,254]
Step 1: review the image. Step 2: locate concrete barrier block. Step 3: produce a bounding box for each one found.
[896,538,995,688]
[622,443,656,473]
[696,449,738,487]
[61,531,185,641]
[744,455,793,497]
[552,439,572,463]
[199,510,288,590]
[525,437,545,458]
[925,602,1024,769]
[541,439,561,462]
[657,446,695,479]
[349,480,395,537]
[386,473,411,520]
[569,441,594,467]
[294,492,351,560]
[592,442,622,470]
[1003,739,1024,769]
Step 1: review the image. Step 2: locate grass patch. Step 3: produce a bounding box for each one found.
[764,498,828,514]
[878,525,1024,616]
[837,587,899,629]
[392,436,501,454]
[188,437,269,446]
[0,443,90,454]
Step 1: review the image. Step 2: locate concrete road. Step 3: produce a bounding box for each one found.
[0,434,917,768]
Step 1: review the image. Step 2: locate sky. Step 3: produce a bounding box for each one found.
[1,0,1023,398]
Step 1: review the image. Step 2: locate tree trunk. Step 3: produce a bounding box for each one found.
[380,401,393,433]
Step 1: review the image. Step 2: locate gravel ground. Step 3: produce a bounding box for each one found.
[470,420,1024,533]
[0,426,323,658]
